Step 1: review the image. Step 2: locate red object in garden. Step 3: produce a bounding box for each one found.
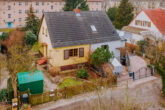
[38,57,47,65]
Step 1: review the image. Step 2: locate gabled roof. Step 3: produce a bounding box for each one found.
[143,9,165,35]
[43,11,120,48]
[129,9,165,36]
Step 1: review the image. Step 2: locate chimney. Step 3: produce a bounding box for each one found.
[74,8,81,16]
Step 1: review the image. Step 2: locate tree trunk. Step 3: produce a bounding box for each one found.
[12,78,17,98]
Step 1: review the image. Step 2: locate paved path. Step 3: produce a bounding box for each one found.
[37,65,57,91]
[32,76,163,110]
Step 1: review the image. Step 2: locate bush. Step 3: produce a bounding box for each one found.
[0,32,9,41]
[7,78,14,102]
[0,89,7,102]
[90,46,114,67]
[76,69,89,79]
[49,66,61,77]
[25,31,37,45]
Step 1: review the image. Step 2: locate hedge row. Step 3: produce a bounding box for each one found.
[29,77,116,106]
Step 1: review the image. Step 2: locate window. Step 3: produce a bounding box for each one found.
[25,10,28,13]
[51,5,53,9]
[36,2,39,6]
[64,48,79,59]
[135,20,141,26]
[42,2,44,6]
[96,2,98,5]
[25,2,28,6]
[19,18,22,22]
[19,10,22,14]
[19,2,22,6]
[144,21,148,27]
[8,14,11,18]
[135,20,138,25]
[69,49,78,57]
[102,45,108,49]
[79,48,84,57]
[8,6,11,10]
[90,25,97,32]
[36,10,39,13]
[59,2,62,5]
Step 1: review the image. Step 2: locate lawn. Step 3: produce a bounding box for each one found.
[58,78,83,89]
[0,28,15,33]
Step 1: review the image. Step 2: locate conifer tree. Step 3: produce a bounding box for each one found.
[114,0,134,29]
[25,5,40,36]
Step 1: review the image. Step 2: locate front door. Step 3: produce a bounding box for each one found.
[8,22,12,28]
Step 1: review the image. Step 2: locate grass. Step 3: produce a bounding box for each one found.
[58,78,83,89]
[0,28,15,33]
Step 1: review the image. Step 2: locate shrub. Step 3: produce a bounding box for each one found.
[7,78,14,102]
[0,89,7,102]
[49,66,61,77]
[0,32,9,41]
[126,43,137,53]
[90,46,114,67]
[76,69,89,79]
[25,31,37,45]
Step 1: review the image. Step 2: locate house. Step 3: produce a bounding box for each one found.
[123,9,165,41]
[38,10,122,71]
[0,0,103,28]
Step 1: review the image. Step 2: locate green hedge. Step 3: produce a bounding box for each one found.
[7,78,14,103]
[0,89,7,102]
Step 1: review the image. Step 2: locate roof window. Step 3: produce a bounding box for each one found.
[90,25,97,32]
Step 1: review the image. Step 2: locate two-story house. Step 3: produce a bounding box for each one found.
[122,9,165,43]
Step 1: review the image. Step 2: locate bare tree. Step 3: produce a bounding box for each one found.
[6,45,37,98]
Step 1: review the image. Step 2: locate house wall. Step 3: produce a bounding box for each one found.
[91,40,123,59]
[38,17,53,57]
[0,0,103,28]
[49,45,90,67]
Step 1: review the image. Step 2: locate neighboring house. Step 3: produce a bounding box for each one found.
[0,0,103,28]
[103,0,164,15]
[122,9,165,43]
[38,10,122,71]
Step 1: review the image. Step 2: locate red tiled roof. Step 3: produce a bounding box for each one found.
[144,9,165,35]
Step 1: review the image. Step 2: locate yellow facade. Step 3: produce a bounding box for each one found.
[49,44,90,67]
[39,16,90,67]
